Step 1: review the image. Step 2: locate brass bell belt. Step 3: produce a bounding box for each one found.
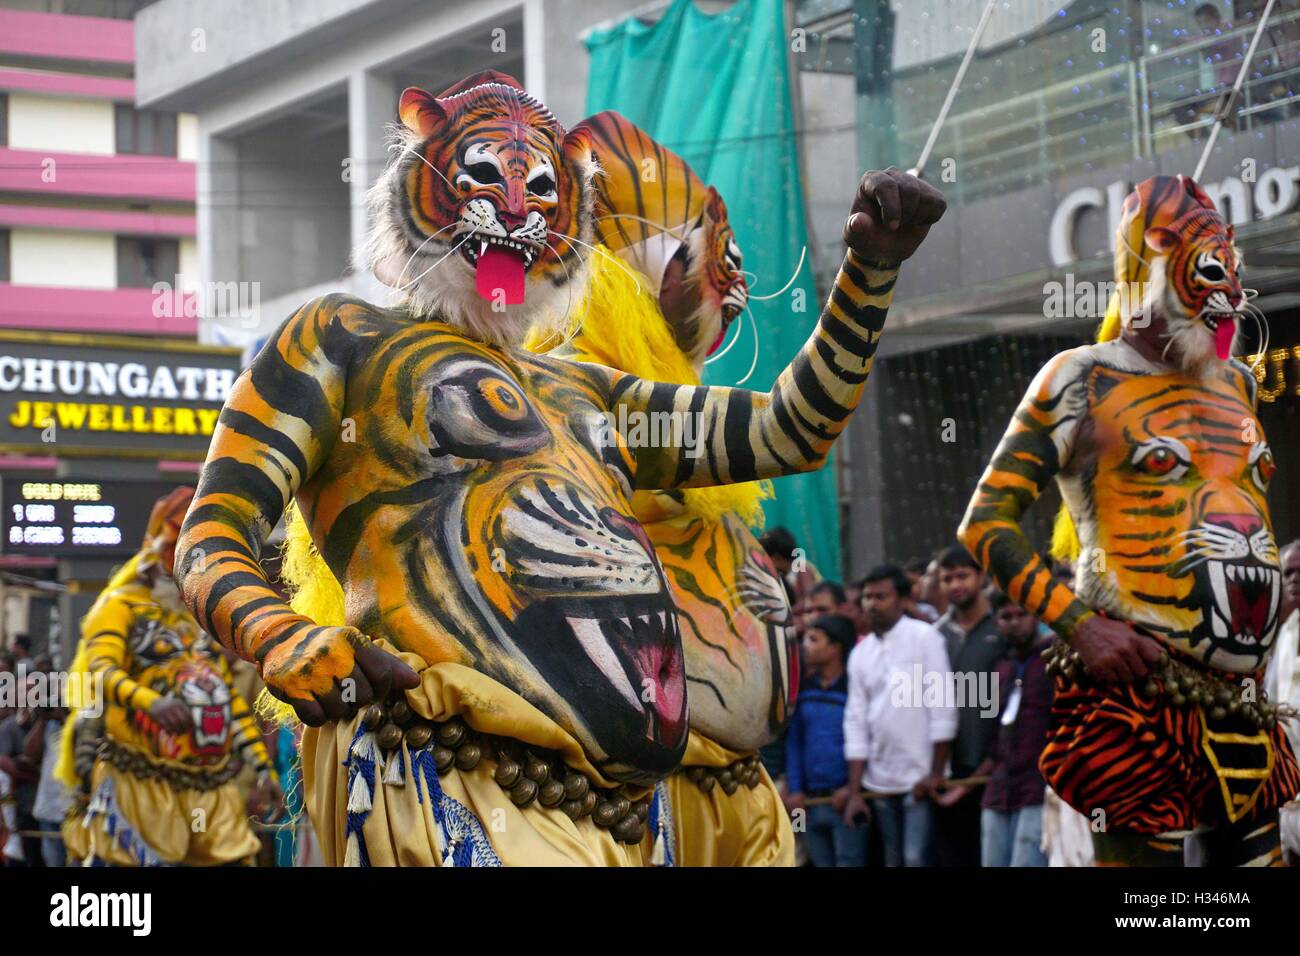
[361,698,652,846]
[1043,639,1296,729]
[97,738,238,792]
[681,754,764,796]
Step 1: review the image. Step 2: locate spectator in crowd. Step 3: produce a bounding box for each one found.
[0,671,42,865]
[971,592,1053,867]
[843,564,956,867]
[29,704,71,867]
[921,557,949,620]
[801,580,857,638]
[843,580,868,637]
[1196,3,1248,114]
[904,558,941,622]
[1265,539,1300,862]
[784,614,862,867]
[10,636,32,678]
[931,545,1006,866]
[760,526,823,634]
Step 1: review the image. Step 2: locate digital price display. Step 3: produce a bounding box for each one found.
[0,478,189,557]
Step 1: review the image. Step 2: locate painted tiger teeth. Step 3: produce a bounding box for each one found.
[568,616,642,711]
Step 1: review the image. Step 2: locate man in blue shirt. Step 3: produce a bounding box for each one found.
[783,614,863,867]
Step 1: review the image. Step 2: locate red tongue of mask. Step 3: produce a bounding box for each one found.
[1214,316,1236,360]
[476,245,527,305]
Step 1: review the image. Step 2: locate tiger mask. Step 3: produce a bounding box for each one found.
[573,110,748,369]
[1113,175,1245,377]
[363,70,597,348]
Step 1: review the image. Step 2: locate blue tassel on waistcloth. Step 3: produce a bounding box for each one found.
[648,781,675,867]
[409,747,502,867]
[341,725,377,867]
[341,723,501,867]
[85,773,166,867]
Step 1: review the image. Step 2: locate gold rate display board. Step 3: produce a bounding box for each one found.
[0,331,242,460]
[1,477,191,556]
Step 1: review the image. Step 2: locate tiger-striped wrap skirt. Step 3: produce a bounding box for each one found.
[1040,673,1300,835]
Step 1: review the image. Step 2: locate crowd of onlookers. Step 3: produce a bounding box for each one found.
[0,637,71,868]
[758,527,1300,867]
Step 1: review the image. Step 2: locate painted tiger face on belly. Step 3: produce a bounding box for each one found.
[313,327,688,784]
[1073,364,1281,672]
[363,70,596,349]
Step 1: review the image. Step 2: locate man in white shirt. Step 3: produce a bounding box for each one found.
[841,564,957,866]
[1264,539,1300,863]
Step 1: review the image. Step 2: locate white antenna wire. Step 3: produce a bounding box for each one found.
[1193,0,1277,182]
[908,0,998,179]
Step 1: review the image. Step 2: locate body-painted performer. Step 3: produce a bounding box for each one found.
[535,110,796,865]
[175,71,945,866]
[959,175,1299,866]
[55,487,281,866]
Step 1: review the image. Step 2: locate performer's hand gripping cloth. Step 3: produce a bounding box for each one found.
[528,110,797,866]
[958,175,1298,866]
[174,70,945,866]
[56,487,275,866]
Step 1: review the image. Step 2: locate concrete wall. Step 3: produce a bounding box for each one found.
[7,93,115,154]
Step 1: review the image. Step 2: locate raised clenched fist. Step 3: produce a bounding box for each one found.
[843,167,947,268]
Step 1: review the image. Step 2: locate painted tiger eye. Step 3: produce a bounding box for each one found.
[436,720,467,748]
[510,778,539,807]
[389,701,413,725]
[455,743,482,771]
[377,723,403,750]
[538,779,566,808]
[494,759,522,788]
[404,725,433,750]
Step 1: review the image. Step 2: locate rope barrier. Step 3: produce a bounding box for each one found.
[802,775,991,807]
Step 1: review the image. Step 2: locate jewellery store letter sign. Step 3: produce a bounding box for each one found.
[0,332,243,458]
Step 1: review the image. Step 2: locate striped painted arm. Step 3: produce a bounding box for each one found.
[958,350,1096,639]
[607,251,897,489]
[175,295,362,701]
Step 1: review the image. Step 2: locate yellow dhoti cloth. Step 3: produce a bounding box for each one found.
[82,760,260,866]
[303,645,653,867]
[60,809,89,865]
[652,732,794,867]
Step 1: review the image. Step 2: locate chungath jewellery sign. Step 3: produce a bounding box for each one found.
[0,331,242,459]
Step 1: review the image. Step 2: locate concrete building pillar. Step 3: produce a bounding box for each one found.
[348,68,397,269]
